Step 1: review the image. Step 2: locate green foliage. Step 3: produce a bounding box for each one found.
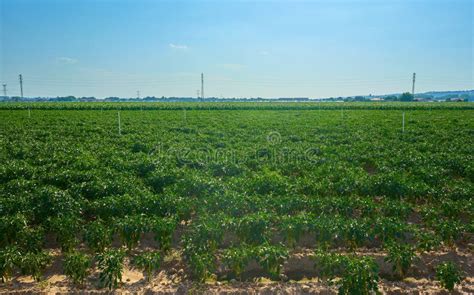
[0,246,21,282]
[150,217,176,253]
[19,251,52,282]
[1,101,473,110]
[279,213,311,247]
[314,250,380,295]
[222,246,253,279]
[253,243,289,279]
[146,169,178,193]
[132,251,161,282]
[186,251,215,282]
[64,251,91,285]
[49,215,82,252]
[184,215,224,253]
[18,226,45,253]
[96,248,125,289]
[338,256,380,295]
[372,217,409,244]
[84,219,113,253]
[384,243,417,278]
[415,230,441,253]
[313,249,346,279]
[182,216,224,281]
[0,214,27,246]
[381,200,412,220]
[115,215,148,251]
[223,243,288,280]
[247,169,287,195]
[342,219,369,250]
[234,212,273,245]
[435,261,464,291]
[433,219,463,246]
[0,105,472,286]
[399,92,414,102]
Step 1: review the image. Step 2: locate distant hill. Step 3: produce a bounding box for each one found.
[422,90,474,98]
[379,90,473,97]
[374,90,474,102]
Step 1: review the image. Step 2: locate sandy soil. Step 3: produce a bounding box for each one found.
[1,248,472,294]
[1,276,473,294]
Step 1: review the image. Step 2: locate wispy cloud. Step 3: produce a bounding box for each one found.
[218,63,247,70]
[56,57,78,64]
[169,43,188,50]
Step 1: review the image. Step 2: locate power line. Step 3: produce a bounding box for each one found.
[8,75,470,87]
[9,73,469,85]
[11,78,457,87]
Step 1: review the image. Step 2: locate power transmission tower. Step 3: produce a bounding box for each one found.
[201,73,204,99]
[412,73,416,97]
[2,84,6,98]
[137,90,140,99]
[196,90,200,99]
[19,74,23,99]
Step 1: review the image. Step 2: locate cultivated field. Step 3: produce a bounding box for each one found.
[0,103,472,294]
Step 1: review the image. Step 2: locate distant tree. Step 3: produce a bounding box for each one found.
[385,95,398,101]
[399,92,414,102]
[52,96,78,102]
[459,94,469,102]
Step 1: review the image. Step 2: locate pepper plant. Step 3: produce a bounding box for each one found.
[96,248,125,289]
[84,219,113,253]
[132,251,161,282]
[64,250,91,285]
[384,242,417,278]
[19,250,52,282]
[435,261,464,291]
[0,246,21,283]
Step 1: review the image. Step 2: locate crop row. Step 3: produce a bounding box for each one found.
[1,243,466,293]
[1,101,474,110]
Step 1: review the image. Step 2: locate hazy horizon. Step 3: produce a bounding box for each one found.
[1,0,473,99]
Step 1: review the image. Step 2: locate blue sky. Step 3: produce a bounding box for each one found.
[0,0,472,98]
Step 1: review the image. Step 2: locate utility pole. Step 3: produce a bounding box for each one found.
[2,84,6,98]
[412,73,416,98]
[19,74,23,99]
[201,73,204,100]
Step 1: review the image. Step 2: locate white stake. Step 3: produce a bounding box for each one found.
[118,111,121,135]
[402,112,405,133]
